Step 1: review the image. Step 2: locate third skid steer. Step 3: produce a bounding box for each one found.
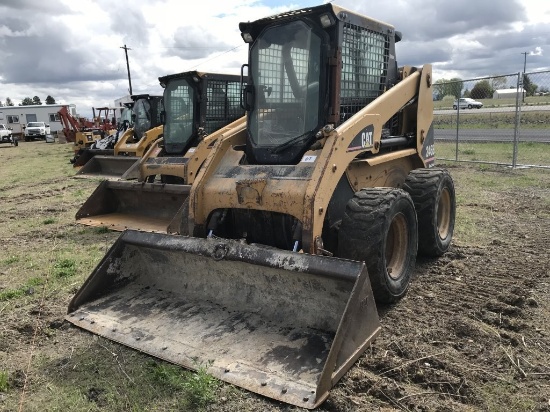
[74,71,245,233]
[67,4,456,409]
[74,94,164,179]
[71,101,134,167]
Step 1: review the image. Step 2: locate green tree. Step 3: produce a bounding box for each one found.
[434,78,463,99]
[32,96,42,105]
[5,97,14,106]
[470,80,493,99]
[522,74,538,97]
[45,95,56,104]
[20,97,34,106]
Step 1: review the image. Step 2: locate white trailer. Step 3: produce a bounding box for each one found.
[0,104,77,136]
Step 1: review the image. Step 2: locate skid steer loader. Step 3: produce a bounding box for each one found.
[74,71,245,233]
[71,102,134,167]
[67,4,456,409]
[74,95,164,179]
[71,107,119,153]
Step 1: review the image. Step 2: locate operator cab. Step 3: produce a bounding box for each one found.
[159,71,245,155]
[240,4,400,165]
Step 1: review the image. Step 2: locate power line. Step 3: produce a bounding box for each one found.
[186,44,245,70]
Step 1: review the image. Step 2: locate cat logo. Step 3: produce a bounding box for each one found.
[347,124,374,152]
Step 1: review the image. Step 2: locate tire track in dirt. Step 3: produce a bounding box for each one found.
[322,185,550,411]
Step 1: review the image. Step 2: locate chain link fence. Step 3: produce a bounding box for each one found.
[433,70,550,168]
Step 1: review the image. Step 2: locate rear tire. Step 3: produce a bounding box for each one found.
[403,168,456,256]
[338,188,418,303]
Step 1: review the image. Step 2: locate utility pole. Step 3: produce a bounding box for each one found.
[521,51,528,103]
[121,44,133,95]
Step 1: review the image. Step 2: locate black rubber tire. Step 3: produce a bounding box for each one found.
[453,105,457,110]
[467,104,472,109]
[403,168,456,257]
[338,188,418,304]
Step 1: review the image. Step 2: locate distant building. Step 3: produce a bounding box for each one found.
[493,88,525,99]
[0,104,77,136]
[114,95,133,108]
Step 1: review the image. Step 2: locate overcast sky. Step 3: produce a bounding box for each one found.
[0,0,548,118]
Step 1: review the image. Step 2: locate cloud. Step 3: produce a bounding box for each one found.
[338,0,527,42]
[169,25,235,60]
[0,0,70,13]
[0,0,549,118]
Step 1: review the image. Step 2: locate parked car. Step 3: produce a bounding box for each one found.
[0,123,12,142]
[24,122,51,141]
[0,123,18,146]
[453,98,483,110]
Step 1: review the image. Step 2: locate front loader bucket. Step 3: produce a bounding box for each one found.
[73,149,114,168]
[75,180,190,233]
[66,231,380,409]
[74,155,140,179]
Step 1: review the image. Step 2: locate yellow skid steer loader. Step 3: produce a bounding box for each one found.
[75,71,245,233]
[71,102,134,167]
[67,4,456,409]
[74,94,164,179]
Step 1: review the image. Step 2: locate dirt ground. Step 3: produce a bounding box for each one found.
[0,142,549,411]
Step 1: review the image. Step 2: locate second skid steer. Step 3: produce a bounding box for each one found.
[75,71,245,233]
[74,95,164,179]
[67,4,456,409]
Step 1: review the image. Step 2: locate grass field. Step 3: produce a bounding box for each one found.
[435,140,550,166]
[434,110,550,129]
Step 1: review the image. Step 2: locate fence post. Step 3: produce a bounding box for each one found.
[455,99,460,161]
[512,72,521,168]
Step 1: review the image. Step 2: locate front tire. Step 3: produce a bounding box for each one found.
[403,168,456,256]
[338,188,418,303]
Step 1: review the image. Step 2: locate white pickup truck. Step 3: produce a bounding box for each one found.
[0,123,17,146]
[24,122,51,141]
